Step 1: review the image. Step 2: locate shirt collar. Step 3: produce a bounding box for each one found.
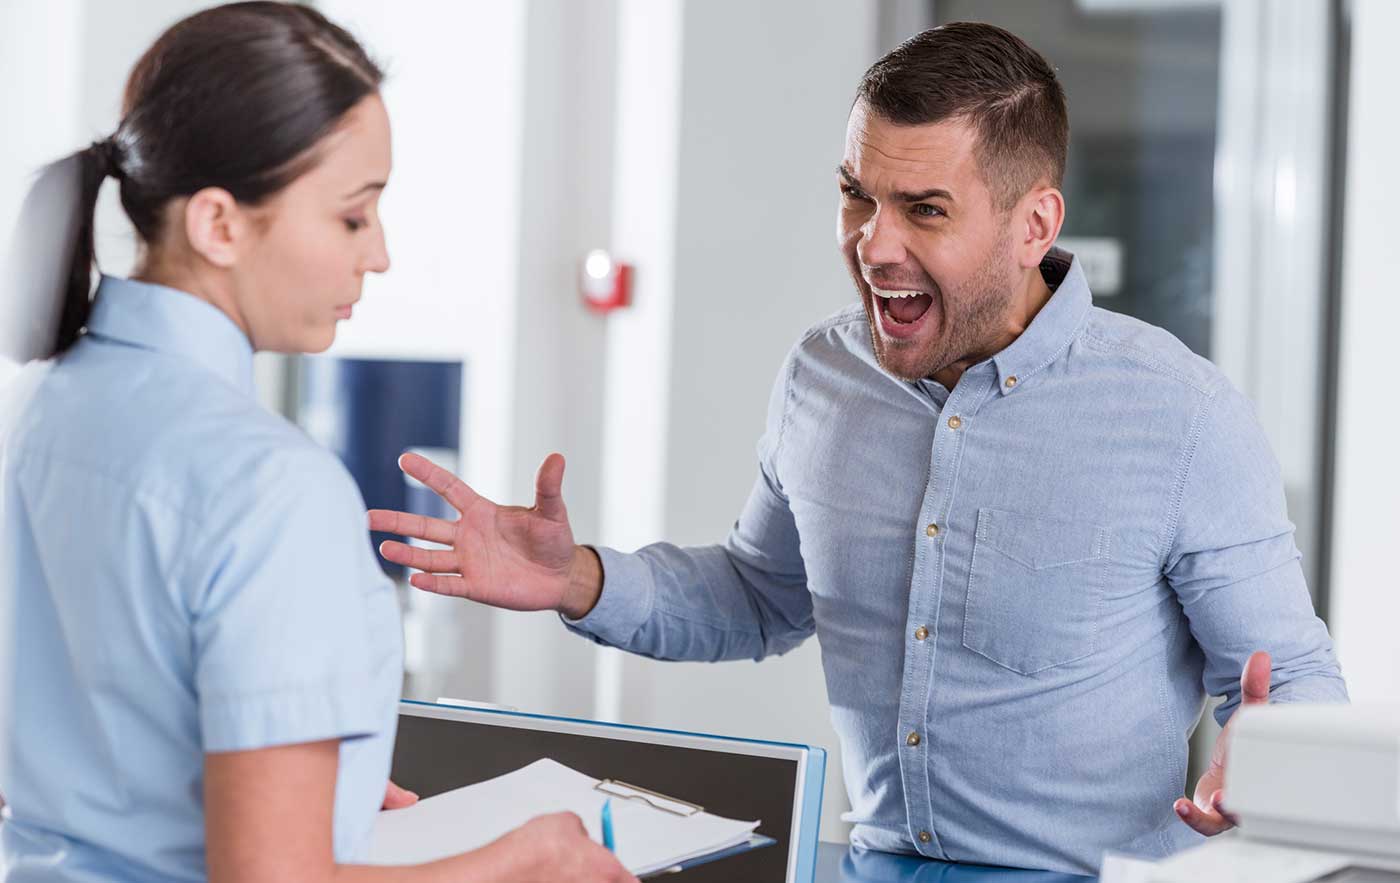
[85,275,255,396]
[988,246,1092,395]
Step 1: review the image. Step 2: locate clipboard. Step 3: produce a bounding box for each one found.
[390,699,827,882]
[642,833,780,878]
[591,778,779,876]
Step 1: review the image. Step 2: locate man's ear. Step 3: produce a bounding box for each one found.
[182,187,247,269]
[1016,186,1066,269]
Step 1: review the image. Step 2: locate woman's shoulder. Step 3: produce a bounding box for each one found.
[12,340,360,527]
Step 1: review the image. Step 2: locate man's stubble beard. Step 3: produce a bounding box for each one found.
[868,233,1017,383]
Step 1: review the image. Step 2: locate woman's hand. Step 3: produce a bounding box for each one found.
[485,812,638,883]
[206,744,637,883]
[381,780,418,810]
[368,452,604,619]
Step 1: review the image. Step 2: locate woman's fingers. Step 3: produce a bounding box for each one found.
[378,540,461,574]
[381,780,419,810]
[367,508,458,544]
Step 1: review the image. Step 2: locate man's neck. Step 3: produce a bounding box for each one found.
[930,267,1055,390]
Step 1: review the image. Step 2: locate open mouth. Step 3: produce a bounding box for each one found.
[874,288,933,324]
[870,286,935,339]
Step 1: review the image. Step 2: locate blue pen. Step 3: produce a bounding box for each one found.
[601,798,616,852]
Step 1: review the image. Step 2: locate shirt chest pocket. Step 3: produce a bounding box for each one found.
[962,508,1110,675]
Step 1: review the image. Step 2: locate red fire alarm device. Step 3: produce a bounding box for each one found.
[580,249,632,314]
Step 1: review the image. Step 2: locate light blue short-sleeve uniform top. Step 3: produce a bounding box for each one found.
[0,276,403,882]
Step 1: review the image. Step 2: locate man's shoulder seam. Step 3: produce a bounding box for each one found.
[794,305,867,352]
[1078,327,1224,397]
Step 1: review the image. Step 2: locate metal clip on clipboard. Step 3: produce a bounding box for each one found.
[594,779,704,817]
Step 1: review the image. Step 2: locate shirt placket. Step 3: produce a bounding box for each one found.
[895,368,993,859]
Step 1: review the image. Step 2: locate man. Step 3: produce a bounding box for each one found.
[370,23,1347,875]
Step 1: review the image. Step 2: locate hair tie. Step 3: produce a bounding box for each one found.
[89,136,124,180]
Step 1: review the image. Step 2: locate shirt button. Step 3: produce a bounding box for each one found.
[1005,375,1018,388]
[918,830,933,844]
[906,731,921,747]
[925,522,939,538]
[947,415,962,430]
[914,626,929,641]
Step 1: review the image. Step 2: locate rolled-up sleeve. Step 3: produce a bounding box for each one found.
[188,448,398,753]
[1165,382,1348,725]
[564,352,814,662]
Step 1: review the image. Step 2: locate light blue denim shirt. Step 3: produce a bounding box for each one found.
[567,249,1347,875]
[0,277,402,882]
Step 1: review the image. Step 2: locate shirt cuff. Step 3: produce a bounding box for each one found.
[560,545,655,647]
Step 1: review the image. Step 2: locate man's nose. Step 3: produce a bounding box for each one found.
[856,207,908,269]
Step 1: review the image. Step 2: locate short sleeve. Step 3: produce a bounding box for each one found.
[187,448,399,753]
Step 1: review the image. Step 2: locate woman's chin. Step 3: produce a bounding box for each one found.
[286,323,338,355]
[305,327,337,354]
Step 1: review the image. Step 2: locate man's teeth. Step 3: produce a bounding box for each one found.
[871,288,925,299]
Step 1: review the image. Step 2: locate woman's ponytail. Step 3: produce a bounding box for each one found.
[52,138,119,356]
[8,1,382,361]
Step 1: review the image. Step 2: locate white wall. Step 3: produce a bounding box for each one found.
[0,1,81,253]
[318,1,527,507]
[1327,0,1400,703]
[0,0,208,382]
[591,0,881,842]
[487,0,619,719]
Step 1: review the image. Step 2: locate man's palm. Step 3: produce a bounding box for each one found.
[368,452,577,612]
[1174,650,1272,836]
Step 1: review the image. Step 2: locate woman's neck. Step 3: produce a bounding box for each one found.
[131,252,251,339]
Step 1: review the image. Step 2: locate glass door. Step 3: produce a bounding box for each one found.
[915,0,1337,606]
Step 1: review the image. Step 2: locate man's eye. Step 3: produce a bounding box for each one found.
[840,185,869,200]
[344,217,368,232]
[913,204,943,218]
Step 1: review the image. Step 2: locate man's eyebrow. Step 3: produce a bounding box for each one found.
[837,166,955,204]
[894,186,954,203]
[342,182,386,200]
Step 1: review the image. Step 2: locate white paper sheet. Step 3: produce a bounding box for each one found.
[365,758,761,876]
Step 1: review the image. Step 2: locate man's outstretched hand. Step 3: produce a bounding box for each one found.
[368,452,604,619]
[1174,650,1272,836]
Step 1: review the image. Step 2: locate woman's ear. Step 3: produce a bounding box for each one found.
[182,187,246,269]
[1016,186,1066,270]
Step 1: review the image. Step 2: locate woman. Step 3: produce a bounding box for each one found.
[0,4,633,882]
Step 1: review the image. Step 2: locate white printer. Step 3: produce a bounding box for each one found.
[1103,704,1400,883]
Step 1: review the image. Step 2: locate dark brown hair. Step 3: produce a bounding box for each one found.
[55,1,382,356]
[855,22,1068,212]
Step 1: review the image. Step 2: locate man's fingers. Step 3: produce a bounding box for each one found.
[1241,650,1272,705]
[1209,789,1240,827]
[399,452,482,514]
[1173,797,1235,836]
[368,508,457,544]
[378,540,460,574]
[409,572,472,598]
[534,453,568,522]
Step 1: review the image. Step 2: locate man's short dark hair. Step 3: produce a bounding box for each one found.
[855,22,1068,212]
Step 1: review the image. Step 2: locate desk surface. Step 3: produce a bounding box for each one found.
[813,843,1098,883]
